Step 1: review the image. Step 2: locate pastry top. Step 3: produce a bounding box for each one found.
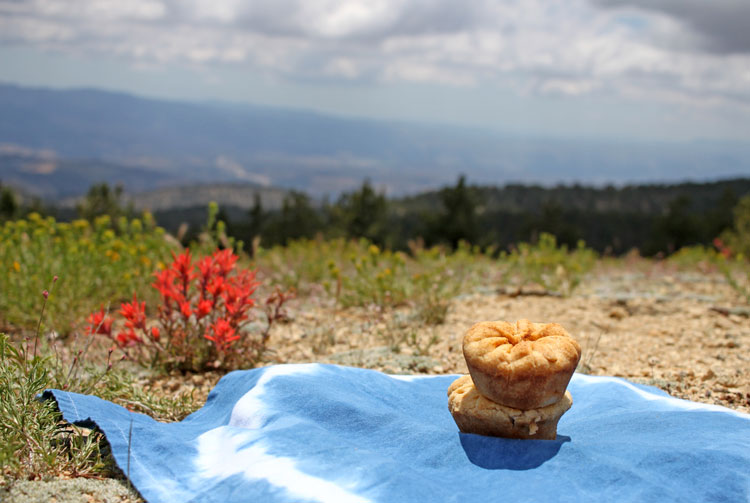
[462,319,581,379]
[447,374,573,427]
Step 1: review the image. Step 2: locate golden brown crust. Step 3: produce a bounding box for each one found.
[447,375,572,440]
[462,319,581,409]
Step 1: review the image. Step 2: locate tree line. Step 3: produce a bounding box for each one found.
[2,176,748,256]
[225,176,747,256]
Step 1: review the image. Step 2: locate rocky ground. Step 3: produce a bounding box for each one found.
[267,263,750,414]
[3,262,748,501]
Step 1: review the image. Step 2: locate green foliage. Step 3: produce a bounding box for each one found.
[717,259,750,304]
[332,180,388,246]
[714,195,750,303]
[333,241,410,309]
[0,182,19,221]
[191,201,244,256]
[256,237,360,293]
[265,191,323,246]
[409,241,493,324]
[259,236,497,321]
[655,195,703,253]
[505,233,596,296]
[667,245,719,272]
[0,333,114,479]
[76,183,133,223]
[0,212,176,334]
[721,194,750,259]
[433,175,478,248]
[0,332,199,480]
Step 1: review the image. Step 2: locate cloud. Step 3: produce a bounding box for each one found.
[594,0,750,54]
[1,0,749,109]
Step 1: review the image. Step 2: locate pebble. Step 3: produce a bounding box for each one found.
[701,369,716,381]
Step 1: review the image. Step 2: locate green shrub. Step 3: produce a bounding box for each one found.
[667,245,719,272]
[410,241,494,324]
[332,241,410,309]
[720,195,750,259]
[0,213,176,334]
[255,237,360,292]
[504,233,596,296]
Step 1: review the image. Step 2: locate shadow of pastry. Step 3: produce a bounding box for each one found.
[459,433,571,470]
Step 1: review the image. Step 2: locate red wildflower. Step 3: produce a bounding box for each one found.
[206,275,226,297]
[152,268,180,303]
[120,294,147,330]
[713,237,732,258]
[196,255,215,292]
[212,249,238,277]
[116,329,141,347]
[171,250,195,296]
[196,298,213,319]
[150,326,160,340]
[205,318,240,350]
[179,300,193,319]
[87,307,113,336]
[171,250,194,278]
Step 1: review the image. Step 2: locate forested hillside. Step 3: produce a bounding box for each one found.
[2,177,747,256]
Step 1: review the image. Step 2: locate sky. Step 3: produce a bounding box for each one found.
[1,0,750,142]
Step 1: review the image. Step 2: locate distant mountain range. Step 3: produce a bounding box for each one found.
[1,82,749,201]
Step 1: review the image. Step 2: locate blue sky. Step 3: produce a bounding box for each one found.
[1,0,749,142]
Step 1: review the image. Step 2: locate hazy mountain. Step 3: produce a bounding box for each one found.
[1,82,749,200]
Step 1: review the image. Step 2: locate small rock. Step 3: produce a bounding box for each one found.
[608,307,628,320]
[701,369,716,381]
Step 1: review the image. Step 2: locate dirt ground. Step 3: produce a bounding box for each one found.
[258,263,750,414]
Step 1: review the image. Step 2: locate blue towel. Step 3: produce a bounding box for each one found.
[46,364,750,503]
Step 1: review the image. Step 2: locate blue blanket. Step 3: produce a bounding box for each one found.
[46,364,750,503]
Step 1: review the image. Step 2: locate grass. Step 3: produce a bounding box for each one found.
[0,329,200,483]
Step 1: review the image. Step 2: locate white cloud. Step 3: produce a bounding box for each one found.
[1,0,749,109]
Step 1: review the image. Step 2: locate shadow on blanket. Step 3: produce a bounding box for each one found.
[459,433,571,470]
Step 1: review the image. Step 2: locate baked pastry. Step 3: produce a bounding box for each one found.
[462,319,581,409]
[448,375,572,440]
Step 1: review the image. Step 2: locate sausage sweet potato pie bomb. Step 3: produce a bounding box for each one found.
[448,320,582,440]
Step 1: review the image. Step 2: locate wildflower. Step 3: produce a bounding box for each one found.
[150,326,160,340]
[206,275,226,297]
[205,318,240,350]
[152,268,180,303]
[120,294,147,330]
[713,237,732,259]
[171,250,195,294]
[196,298,213,319]
[212,249,238,277]
[179,300,192,319]
[42,290,49,299]
[196,255,215,291]
[171,250,194,279]
[87,308,114,336]
[116,329,141,347]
